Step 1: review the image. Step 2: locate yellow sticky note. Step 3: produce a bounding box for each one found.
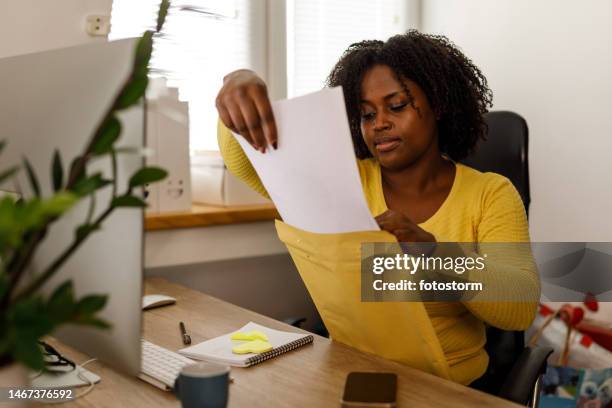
[230,330,269,341]
[232,339,273,354]
[247,330,268,341]
[230,331,252,341]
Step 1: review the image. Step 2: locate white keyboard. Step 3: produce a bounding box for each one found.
[139,339,196,391]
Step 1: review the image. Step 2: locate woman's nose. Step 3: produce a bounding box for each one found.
[373,112,392,131]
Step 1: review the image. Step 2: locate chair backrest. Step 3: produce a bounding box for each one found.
[461,111,530,214]
[460,110,530,395]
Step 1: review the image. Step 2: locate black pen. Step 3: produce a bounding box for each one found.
[179,321,191,345]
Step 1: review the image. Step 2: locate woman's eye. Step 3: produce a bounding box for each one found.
[361,112,375,121]
[390,103,408,112]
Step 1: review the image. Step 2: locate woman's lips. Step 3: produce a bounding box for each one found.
[375,139,401,153]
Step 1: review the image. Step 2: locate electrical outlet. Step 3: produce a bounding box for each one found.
[86,15,111,36]
[166,179,186,199]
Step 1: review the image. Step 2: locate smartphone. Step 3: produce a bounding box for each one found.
[341,372,397,408]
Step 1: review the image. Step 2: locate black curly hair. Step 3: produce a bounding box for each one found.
[326,30,493,161]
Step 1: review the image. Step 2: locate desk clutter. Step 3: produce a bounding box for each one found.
[528,301,612,408]
[29,279,519,407]
[179,322,313,367]
[142,294,177,310]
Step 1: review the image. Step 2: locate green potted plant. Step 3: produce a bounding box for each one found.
[0,0,170,384]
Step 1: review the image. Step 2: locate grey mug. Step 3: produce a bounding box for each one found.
[174,362,230,408]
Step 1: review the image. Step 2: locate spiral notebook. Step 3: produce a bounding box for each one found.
[178,322,314,367]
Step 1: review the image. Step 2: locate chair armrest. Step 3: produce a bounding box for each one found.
[498,346,554,405]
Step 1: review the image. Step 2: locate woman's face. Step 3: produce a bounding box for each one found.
[359,64,439,171]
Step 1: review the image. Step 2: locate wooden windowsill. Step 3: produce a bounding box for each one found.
[144,203,280,231]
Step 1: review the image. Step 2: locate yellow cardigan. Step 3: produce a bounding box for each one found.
[218,123,540,385]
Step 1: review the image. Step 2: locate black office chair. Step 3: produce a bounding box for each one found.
[460,111,553,406]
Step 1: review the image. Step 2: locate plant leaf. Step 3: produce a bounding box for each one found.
[128,167,167,189]
[92,116,122,155]
[76,295,107,315]
[47,280,76,325]
[10,297,54,342]
[111,195,147,208]
[156,0,170,32]
[48,281,74,305]
[72,173,112,196]
[0,196,25,249]
[0,140,6,155]
[75,223,100,241]
[41,192,79,217]
[12,337,45,371]
[67,155,86,187]
[0,195,18,222]
[13,198,45,231]
[0,166,19,185]
[51,149,63,192]
[114,76,148,111]
[22,158,41,197]
[0,333,11,357]
[0,271,8,301]
[134,31,154,73]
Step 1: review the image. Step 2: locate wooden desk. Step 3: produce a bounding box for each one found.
[41,278,520,407]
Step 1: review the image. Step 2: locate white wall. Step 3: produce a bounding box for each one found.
[422,0,612,241]
[0,0,112,58]
[146,254,321,331]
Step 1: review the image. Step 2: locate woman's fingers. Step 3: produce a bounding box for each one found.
[216,85,241,135]
[238,97,267,152]
[393,229,420,242]
[374,210,394,226]
[215,69,278,152]
[376,210,412,231]
[253,93,278,148]
[393,228,436,244]
[216,103,237,133]
[225,101,255,147]
[375,210,436,243]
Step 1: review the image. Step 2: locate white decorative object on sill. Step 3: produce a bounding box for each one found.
[146,79,192,213]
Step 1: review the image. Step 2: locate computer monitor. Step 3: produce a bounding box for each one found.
[0,39,144,375]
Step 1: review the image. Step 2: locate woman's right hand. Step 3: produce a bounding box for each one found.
[215,69,278,153]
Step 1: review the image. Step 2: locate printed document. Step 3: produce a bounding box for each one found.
[234,87,379,233]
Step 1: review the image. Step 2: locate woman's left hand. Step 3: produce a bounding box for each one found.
[375,210,436,243]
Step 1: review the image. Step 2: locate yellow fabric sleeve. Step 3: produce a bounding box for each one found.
[217,120,270,199]
[461,177,540,331]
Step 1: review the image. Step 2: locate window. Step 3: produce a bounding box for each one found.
[110,0,266,152]
[110,0,417,151]
[286,0,413,97]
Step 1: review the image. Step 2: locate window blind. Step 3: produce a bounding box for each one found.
[110,0,262,151]
[287,0,411,97]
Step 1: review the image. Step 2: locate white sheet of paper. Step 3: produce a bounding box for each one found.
[234,87,379,233]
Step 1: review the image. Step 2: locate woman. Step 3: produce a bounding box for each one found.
[215,30,539,386]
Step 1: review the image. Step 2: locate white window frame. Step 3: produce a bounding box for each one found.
[268,0,421,101]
